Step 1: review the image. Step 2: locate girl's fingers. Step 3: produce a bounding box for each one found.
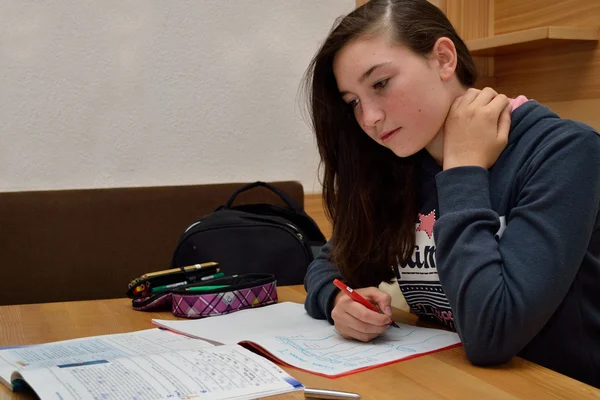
[471,87,498,107]
[487,93,510,116]
[459,88,481,106]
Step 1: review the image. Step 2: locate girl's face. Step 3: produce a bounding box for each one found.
[333,33,459,159]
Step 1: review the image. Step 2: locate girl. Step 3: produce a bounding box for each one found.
[302,0,600,388]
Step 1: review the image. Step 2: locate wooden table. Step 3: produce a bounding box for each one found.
[1,285,598,400]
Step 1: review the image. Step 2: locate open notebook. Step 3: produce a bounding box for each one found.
[153,302,462,378]
[0,328,303,400]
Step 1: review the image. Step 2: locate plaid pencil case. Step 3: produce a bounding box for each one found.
[129,272,278,318]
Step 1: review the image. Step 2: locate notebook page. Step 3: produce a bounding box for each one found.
[251,323,461,377]
[17,345,304,400]
[152,302,331,344]
[0,328,214,389]
[152,302,462,377]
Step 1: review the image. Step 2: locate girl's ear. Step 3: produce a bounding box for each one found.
[430,37,458,82]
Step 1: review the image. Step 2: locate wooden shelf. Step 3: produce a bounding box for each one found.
[467,26,599,57]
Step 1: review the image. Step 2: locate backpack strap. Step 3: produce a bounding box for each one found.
[222,181,303,213]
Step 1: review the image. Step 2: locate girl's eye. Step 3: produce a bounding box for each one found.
[373,79,389,90]
[348,99,359,109]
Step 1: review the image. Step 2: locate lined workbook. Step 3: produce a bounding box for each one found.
[0,328,303,399]
[152,302,462,378]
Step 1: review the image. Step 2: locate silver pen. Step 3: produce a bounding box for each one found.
[304,387,361,399]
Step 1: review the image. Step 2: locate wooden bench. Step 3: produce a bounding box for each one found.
[0,181,304,305]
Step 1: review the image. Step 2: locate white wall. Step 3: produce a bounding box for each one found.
[0,0,354,193]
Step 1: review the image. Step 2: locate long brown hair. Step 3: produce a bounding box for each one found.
[302,0,476,288]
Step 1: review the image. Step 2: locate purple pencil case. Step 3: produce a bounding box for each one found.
[130,273,278,318]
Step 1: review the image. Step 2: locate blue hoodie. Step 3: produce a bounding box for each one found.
[304,101,600,388]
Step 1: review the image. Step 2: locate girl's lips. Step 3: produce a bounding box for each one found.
[381,128,400,143]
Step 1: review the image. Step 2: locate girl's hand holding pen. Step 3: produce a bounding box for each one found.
[331,284,394,342]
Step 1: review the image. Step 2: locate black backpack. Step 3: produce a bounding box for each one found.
[171,182,327,286]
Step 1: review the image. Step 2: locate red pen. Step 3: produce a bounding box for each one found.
[333,279,399,328]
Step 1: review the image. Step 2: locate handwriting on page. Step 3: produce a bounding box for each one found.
[150,302,462,377]
[256,324,460,376]
[18,347,300,400]
[63,351,286,397]
[0,329,213,372]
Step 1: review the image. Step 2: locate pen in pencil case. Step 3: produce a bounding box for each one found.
[143,262,219,279]
[150,273,226,294]
[200,272,224,281]
[151,281,189,294]
[333,279,400,328]
[185,285,230,292]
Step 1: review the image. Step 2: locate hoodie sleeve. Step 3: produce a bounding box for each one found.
[304,240,342,324]
[434,129,600,365]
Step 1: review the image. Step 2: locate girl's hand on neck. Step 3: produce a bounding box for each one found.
[441,87,512,171]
